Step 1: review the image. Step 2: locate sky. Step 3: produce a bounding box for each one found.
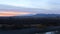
[0,11,33,16]
[0,0,60,10]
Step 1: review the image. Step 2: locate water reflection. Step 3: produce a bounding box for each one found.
[45,31,55,34]
[46,31,60,34]
[36,31,60,34]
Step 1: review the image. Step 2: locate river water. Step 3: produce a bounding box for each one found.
[0,28,59,34]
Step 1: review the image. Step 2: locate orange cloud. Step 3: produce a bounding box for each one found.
[0,11,32,16]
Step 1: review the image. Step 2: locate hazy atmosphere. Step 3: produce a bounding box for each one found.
[0,0,60,10]
[0,0,60,16]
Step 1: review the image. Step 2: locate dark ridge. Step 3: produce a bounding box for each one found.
[0,16,60,28]
[0,16,60,25]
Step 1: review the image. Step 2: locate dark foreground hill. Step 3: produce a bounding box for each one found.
[0,14,60,25]
[0,14,60,34]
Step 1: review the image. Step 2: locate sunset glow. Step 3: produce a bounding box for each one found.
[0,11,32,16]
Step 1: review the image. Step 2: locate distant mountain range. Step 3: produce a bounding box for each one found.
[13,14,60,18]
[33,14,60,17]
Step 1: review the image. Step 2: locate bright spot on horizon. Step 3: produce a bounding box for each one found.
[0,11,32,16]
